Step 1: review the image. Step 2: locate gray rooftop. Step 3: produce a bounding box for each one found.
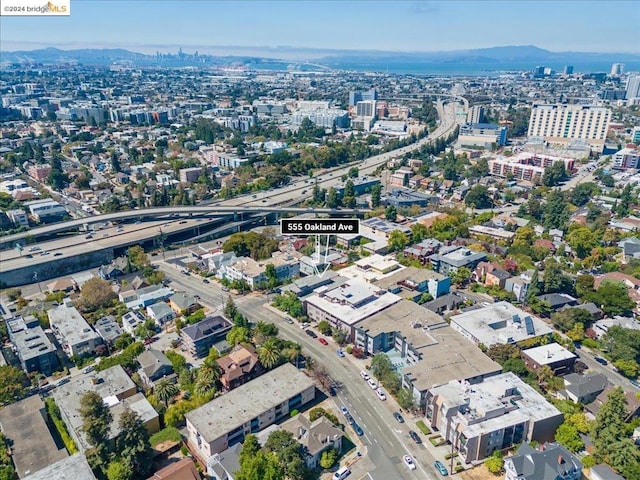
[186,363,315,443]
[170,292,199,310]
[147,302,175,318]
[94,315,123,343]
[563,373,609,398]
[590,464,625,480]
[47,303,100,347]
[0,395,68,478]
[182,315,232,342]
[437,247,487,267]
[506,443,582,480]
[10,322,56,362]
[138,349,173,379]
[23,454,96,480]
[373,266,447,291]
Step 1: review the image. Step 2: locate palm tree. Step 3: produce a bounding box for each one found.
[282,344,302,369]
[154,377,178,407]
[258,339,282,370]
[194,365,219,396]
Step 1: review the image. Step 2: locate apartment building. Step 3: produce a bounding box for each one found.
[488,153,575,183]
[47,303,101,357]
[425,373,563,463]
[612,147,640,170]
[185,364,316,463]
[181,315,233,358]
[458,123,508,147]
[8,315,59,375]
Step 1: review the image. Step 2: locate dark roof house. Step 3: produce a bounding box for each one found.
[504,443,582,480]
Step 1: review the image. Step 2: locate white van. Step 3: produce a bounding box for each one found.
[333,466,351,480]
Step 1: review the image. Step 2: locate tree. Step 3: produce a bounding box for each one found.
[106,460,133,480]
[592,387,628,459]
[239,434,261,466]
[397,387,417,411]
[465,185,493,209]
[486,344,520,365]
[258,339,282,369]
[410,223,428,243]
[226,326,251,346]
[555,423,584,453]
[388,230,409,252]
[591,281,635,317]
[264,430,306,480]
[319,449,338,469]
[127,246,149,269]
[551,308,592,332]
[326,187,340,209]
[155,377,179,407]
[194,365,219,396]
[370,353,393,380]
[80,391,113,450]
[542,190,569,230]
[0,365,27,404]
[542,162,568,187]
[450,267,472,287]
[317,321,332,335]
[608,438,640,479]
[566,227,599,259]
[613,359,639,378]
[224,295,238,319]
[570,182,599,207]
[542,259,573,295]
[80,277,117,311]
[117,408,153,478]
[484,450,504,474]
[385,205,397,221]
[371,183,382,208]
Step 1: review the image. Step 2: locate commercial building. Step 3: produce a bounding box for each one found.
[185,364,316,462]
[181,315,233,358]
[47,302,101,357]
[372,266,450,300]
[521,343,577,376]
[0,395,68,478]
[504,443,582,480]
[8,315,59,375]
[349,89,377,106]
[26,199,67,223]
[457,123,508,147]
[52,365,159,452]
[425,373,563,463]
[291,109,349,128]
[527,104,611,152]
[449,302,553,347]
[612,147,640,170]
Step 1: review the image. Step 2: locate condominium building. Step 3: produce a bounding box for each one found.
[612,147,640,170]
[487,152,575,183]
[425,372,563,463]
[27,164,52,182]
[527,104,611,152]
[47,302,101,357]
[8,316,59,375]
[626,75,640,103]
[291,109,349,128]
[181,315,233,358]
[185,364,316,463]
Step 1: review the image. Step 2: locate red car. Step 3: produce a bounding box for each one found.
[319,337,328,346]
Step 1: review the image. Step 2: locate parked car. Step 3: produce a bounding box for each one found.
[56,378,70,387]
[359,370,370,381]
[202,278,210,284]
[305,329,318,339]
[367,378,377,389]
[221,286,229,292]
[434,461,449,476]
[403,455,417,471]
[83,365,95,374]
[346,413,355,425]
[300,322,310,329]
[340,404,349,415]
[284,317,294,324]
[319,337,328,345]
[393,412,405,423]
[376,388,386,401]
[595,356,608,365]
[409,430,422,444]
[353,423,364,436]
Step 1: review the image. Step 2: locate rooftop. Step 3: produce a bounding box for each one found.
[23,454,96,480]
[181,315,232,342]
[450,302,553,346]
[436,247,487,267]
[47,303,100,347]
[185,363,315,443]
[563,373,608,398]
[522,343,577,366]
[0,395,68,478]
[9,320,56,362]
[506,443,582,480]
[373,266,447,292]
[94,315,123,343]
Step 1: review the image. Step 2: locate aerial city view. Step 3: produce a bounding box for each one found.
[0,1,639,479]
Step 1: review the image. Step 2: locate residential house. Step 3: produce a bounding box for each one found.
[121,285,174,309]
[181,316,233,358]
[403,238,443,265]
[46,277,77,294]
[505,270,535,303]
[122,310,146,335]
[592,316,640,338]
[207,443,241,480]
[485,268,512,289]
[521,343,577,376]
[169,293,200,315]
[560,303,603,321]
[137,349,175,389]
[504,443,582,480]
[23,454,97,480]
[536,293,579,312]
[216,344,262,391]
[561,373,608,404]
[147,458,201,480]
[147,302,176,327]
[590,464,626,480]
[279,415,344,469]
[94,315,124,345]
[586,386,640,422]
[619,236,640,262]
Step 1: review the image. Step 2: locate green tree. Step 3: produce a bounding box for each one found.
[106,460,133,480]
[319,449,338,469]
[542,190,569,230]
[317,321,332,335]
[127,245,149,269]
[591,281,635,316]
[326,187,340,209]
[486,344,520,365]
[388,230,409,252]
[542,162,568,187]
[613,359,639,378]
[226,326,251,346]
[608,438,640,479]
[465,185,493,209]
[154,377,179,407]
[592,387,628,460]
[258,339,282,369]
[485,450,504,474]
[566,226,599,259]
[194,365,219,396]
[116,408,153,478]
[80,391,113,462]
[410,222,428,243]
[371,183,382,208]
[224,295,238,319]
[239,434,261,466]
[0,365,27,404]
[385,205,397,221]
[264,430,306,480]
[450,267,472,287]
[80,277,117,311]
[555,423,584,453]
[370,353,393,380]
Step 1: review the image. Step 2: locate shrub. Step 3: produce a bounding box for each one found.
[290,409,299,417]
[416,420,431,435]
[45,398,78,454]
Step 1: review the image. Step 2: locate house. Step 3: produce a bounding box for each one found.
[485,268,512,289]
[122,285,174,309]
[147,458,201,480]
[560,302,603,321]
[586,386,640,422]
[504,443,582,480]
[98,257,128,279]
[47,302,102,358]
[590,464,626,480]
[592,316,640,339]
[94,315,124,345]
[181,316,233,358]
[216,344,262,391]
[46,277,77,294]
[147,302,177,327]
[619,236,640,262]
[561,373,608,404]
[122,310,146,335]
[137,349,175,389]
[505,271,535,303]
[533,238,556,252]
[279,415,344,469]
[536,293,579,311]
[207,443,241,480]
[185,364,316,463]
[521,343,577,376]
[169,292,200,315]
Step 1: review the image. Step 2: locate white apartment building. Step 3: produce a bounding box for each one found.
[527,104,611,152]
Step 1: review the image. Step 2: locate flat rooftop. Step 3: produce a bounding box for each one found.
[0,395,68,478]
[522,342,577,365]
[358,301,501,390]
[47,303,99,347]
[185,363,315,443]
[23,453,96,480]
[450,301,553,346]
[10,324,56,362]
[373,266,446,291]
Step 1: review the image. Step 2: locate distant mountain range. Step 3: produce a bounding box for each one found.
[1,45,638,74]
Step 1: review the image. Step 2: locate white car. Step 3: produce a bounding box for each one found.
[376,388,387,400]
[367,378,377,389]
[403,455,416,471]
[359,370,370,381]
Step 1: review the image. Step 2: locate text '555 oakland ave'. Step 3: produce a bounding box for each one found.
[280,219,360,235]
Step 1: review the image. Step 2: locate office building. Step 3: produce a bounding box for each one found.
[356,100,376,118]
[349,88,377,106]
[425,372,563,463]
[47,302,101,357]
[185,364,316,462]
[449,302,553,347]
[458,123,508,147]
[610,63,625,76]
[527,104,611,152]
[467,105,486,124]
[8,316,59,375]
[504,443,582,480]
[626,75,640,103]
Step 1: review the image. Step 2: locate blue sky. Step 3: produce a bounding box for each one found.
[1,1,639,54]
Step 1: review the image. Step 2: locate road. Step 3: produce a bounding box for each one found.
[156,262,440,480]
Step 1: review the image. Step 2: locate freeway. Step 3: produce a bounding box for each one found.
[156,264,439,480]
